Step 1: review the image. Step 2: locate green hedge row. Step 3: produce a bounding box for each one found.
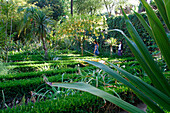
[0,73,81,101]
[0,66,97,81]
[8,54,45,61]
[0,91,142,113]
[1,91,141,113]
[7,54,97,62]
[0,92,104,113]
[6,60,81,65]
[7,62,82,72]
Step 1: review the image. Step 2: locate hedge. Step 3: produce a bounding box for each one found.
[6,62,82,72]
[6,60,81,65]
[0,91,141,113]
[0,66,97,81]
[107,11,164,54]
[0,73,81,102]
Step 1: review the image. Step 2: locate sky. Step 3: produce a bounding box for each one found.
[101,0,151,13]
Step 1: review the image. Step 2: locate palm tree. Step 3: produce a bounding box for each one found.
[33,10,51,58]
[106,37,117,56]
[18,7,51,59]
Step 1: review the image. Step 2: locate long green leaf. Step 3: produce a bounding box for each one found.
[106,29,162,90]
[133,11,154,40]
[154,0,170,30]
[163,0,170,23]
[139,0,170,69]
[47,82,145,113]
[121,7,170,96]
[83,60,163,113]
[109,62,170,111]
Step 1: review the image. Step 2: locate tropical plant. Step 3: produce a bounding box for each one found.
[18,7,52,59]
[105,37,117,56]
[27,0,64,20]
[44,0,170,113]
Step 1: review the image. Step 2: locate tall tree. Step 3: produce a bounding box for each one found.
[27,0,64,20]
[74,0,103,15]
[18,7,51,59]
[71,0,73,16]
[0,0,16,62]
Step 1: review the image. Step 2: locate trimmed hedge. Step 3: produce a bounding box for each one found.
[0,92,104,113]
[0,73,81,101]
[0,66,97,81]
[0,91,142,113]
[6,62,82,72]
[6,60,81,65]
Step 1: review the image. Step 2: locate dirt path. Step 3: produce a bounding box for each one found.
[119,103,147,113]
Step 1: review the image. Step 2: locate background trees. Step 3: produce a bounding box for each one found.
[74,0,103,15]
[55,15,107,56]
[27,0,64,20]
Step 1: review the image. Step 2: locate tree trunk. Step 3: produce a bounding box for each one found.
[71,0,73,16]
[110,45,113,56]
[81,42,83,56]
[41,34,48,59]
[5,18,8,63]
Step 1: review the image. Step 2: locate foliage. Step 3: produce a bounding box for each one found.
[105,37,117,56]
[74,0,103,15]
[27,0,64,20]
[0,92,105,113]
[0,61,8,76]
[106,11,165,55]
[45,1,170,113]
[55,15,107,56]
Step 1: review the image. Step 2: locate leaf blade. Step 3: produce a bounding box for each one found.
[48,82,145,113]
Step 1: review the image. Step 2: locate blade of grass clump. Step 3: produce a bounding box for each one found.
[46,82,145,113]
[121,7,170,96]
[154,0,170,30]
[133,11,154,40]
[84,60,164,113]
[139,0,170,69]
[109,62,170,111]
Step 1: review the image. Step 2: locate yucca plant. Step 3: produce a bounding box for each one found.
[44,0,170,113]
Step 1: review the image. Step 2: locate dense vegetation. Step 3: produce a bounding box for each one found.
[0,0,169,113]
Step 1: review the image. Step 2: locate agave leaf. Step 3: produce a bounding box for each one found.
[108,62,170,111]
[84,60,164,113]
[106,29,162,90]
[154,0,170,30]
[121,7,170,96]
[133,11,154,40]
[47,82,145,113]
[139,0,170,69]
[163,0,170,23]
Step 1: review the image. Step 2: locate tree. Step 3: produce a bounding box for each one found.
[33,10,51,58]
[18,7,51,59]
[55,15,107,56]
[71,0,73,16]
[27,0,64,20]
[105,37,117,56]
[0,0,17,62]
[74,0,103,15]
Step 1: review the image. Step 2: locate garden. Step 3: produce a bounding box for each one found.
[0,0,169,113]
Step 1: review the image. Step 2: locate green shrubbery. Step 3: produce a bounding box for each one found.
[107,11,164,55]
